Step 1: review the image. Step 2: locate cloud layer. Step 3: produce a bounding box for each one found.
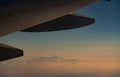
[0,56,90,64]
[32,56,88,63]
[0,56,120,77]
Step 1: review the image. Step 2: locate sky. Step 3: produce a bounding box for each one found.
[0,0,120,77]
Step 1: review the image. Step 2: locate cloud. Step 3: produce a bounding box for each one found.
[33,56,59,62]
[1,57,120,77]
[32,56,90,63]
[0,56,92,66]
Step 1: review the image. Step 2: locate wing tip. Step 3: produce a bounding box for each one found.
[0,44,23,61]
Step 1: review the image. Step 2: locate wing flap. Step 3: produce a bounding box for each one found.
[0,43,23,61]
[21,14,95,32]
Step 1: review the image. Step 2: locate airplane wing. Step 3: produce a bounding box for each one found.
[0,0,97,61]
[0,44,23,61]
[0,0,97,37]
[21,13,95,32]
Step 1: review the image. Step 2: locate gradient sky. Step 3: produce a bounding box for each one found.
[0,0,120,77]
